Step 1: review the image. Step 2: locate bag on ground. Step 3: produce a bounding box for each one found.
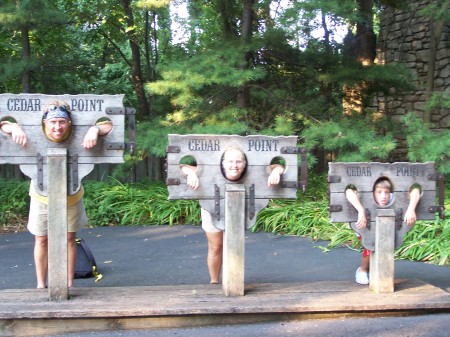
[75,238,102,282]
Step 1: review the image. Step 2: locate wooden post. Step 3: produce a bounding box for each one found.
[223,184,245,296]
[47,148,69,300]
[370,209,395,293]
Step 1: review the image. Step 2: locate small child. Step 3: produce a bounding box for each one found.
[346,178,421,285]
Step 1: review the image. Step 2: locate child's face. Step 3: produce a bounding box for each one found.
[373,187,390,206]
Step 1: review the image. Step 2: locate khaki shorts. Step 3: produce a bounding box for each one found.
[27,198,88,236]
[201,208,222,233]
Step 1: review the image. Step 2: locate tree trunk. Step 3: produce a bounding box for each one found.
[342,0,376,115]
[21,25,31,93]
[123,0,150,117]
[237,0,253,109]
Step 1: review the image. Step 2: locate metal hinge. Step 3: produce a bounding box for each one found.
[395,208,403,230]
[105,142,127,150]
[166,146,181,153]
[248,184,255,220]
[69,154,79,191]
[214,184,220,220]
[37,153,44,191]
[105,107,136,115]
[329,205,342,212]
[166,178,180,185]
[327,175,341,183]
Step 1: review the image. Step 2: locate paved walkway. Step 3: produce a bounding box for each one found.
[1,225,449,337]
[1,225,449,290]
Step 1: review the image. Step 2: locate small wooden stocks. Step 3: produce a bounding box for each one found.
[47,148,69,300]
[166,134,303,297]
[328,162,439,293]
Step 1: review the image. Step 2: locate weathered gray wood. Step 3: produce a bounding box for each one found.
[0,93,126,195]
[328,162,437,223]
[370,209,396,293]
[1,280,450,336]
[166,134,299,201]
[223,184,246,296]
[47,148,68,300]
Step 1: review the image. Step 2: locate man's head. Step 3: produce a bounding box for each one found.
[42,101,72,141]
[221,147,247,181]
[373,178,392,206]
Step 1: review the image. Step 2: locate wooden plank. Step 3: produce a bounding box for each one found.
[0,281,449,320]
[329,162,438,224]
[0,94,126,191]
[330,190,436,223]
[167,164,298,200]
[47,148,68,300]
[328,162,437,193]
[166,134,299,201]
[223,184,246,296]
[370,209,396,293]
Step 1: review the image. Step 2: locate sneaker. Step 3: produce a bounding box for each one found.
[355,267,369,285]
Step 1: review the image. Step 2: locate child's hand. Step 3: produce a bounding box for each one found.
[186,173,200,190]
[355,211,367,228]
[404,208,417,226]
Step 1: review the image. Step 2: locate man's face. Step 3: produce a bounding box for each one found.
[373,187,390,206]
[45,118,70,140]
[222,149,246,181]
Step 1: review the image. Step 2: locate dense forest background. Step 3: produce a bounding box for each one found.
[1,0,449,180]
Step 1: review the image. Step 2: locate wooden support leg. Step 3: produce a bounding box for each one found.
[370,209,395,293]
[47,148,69,300]
[223,184,245,296]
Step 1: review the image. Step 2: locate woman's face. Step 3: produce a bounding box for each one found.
[44,118,70,141]
[222,149,246,181]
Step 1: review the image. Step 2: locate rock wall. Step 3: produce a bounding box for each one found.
[373,0,449,160]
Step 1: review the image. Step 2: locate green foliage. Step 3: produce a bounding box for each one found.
[0,178,29,230]
[401,112,450,174]
[83,180,200,227]
[302,113,397,162]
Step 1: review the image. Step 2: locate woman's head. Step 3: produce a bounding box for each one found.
[221,147,247,181]
[42,100,72,142]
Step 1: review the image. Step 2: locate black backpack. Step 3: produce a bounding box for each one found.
[75,238,102,281]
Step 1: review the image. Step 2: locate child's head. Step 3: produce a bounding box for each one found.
[373,178,392,206]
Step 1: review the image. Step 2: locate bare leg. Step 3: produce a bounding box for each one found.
[34,235,48,289]
[205,231,223,284]
[360,254,370,273]
[67,232,77,287]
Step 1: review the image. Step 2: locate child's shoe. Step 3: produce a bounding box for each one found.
[355,267,369,285]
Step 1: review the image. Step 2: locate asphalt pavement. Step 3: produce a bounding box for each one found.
[1,224,449,291]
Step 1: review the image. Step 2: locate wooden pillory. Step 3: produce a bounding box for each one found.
[0,93,134,300]
[166,134,307,296]
[328,162,444,293]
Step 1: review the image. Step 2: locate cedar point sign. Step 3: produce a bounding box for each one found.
[166,134,307,230]
[0,93,134,195]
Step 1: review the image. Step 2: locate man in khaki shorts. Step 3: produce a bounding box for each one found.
[1,100,112,288]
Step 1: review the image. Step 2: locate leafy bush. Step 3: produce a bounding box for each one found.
[0,178,29,231]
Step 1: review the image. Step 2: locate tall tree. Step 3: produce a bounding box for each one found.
[123,0,150,117]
